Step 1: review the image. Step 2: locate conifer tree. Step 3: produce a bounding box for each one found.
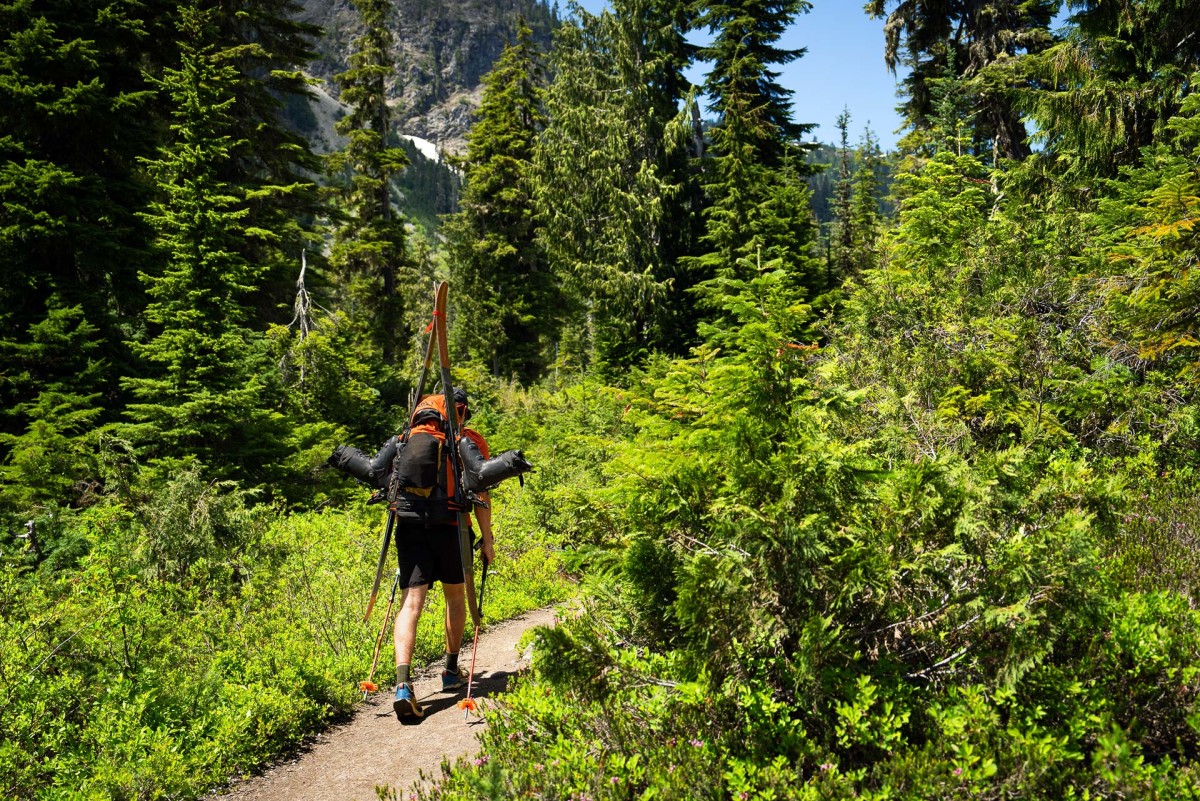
[209,0,325,320]
[445,19,551,381]
[866,0,1056,161]
[848,127,884,276]
[690,0,822,316]
[122,5,285,478]
[828,109,856,281]
[0,0,176,485]
[327,0,414,368]
[0,304,106,515]
[533,0,701,373]
[1022,0,1200,176]
[696,0,812,168]
[1100,87,1200,377]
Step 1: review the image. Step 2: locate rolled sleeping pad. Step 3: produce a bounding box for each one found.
[327,436,400,489]
[457,437,534,492]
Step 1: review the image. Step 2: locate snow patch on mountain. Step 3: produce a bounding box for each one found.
[401,135,440,163]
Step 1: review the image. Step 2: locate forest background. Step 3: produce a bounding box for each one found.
[3,0,1200,798]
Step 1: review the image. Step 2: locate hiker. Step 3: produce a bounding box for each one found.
[390,386,494,719]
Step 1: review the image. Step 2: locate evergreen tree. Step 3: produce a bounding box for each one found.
[327,0,414,368]
[866,0,1056,161]
[1022,0,1200,177]
[696,0,812,168]
[827,109,855,281]
[848,127,884,276]
[1098,85,1200,378]
[121,5,286,479]
[0,0,175,482]
[690,0,822,319]
[209,0,326,321]
[445,19,551,381]
[0,304,105,517]
[533,0,701,374]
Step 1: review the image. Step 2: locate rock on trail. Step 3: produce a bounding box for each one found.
[208,607,557,801]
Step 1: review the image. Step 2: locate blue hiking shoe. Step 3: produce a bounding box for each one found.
[441,668,469,692]
[393,683,423,720]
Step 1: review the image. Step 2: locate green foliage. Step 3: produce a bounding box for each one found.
[119,5,291,481]
[1021,0,1200,176]
[689,0,828,331]
[0,440,571,799]
[417,46,1200,801]
[867,0,1055,161]
[7,2,1200,799]
[533,0,703,374]
[326,0,416,368]
[1093,81,1200,379]
[0,303,105,517]
[696,0,814,166]
[446,18,553,381]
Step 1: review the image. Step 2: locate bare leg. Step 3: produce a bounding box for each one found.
[394,583,429,671]
[442,582,467,657]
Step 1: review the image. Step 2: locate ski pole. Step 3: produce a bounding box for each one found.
[462,554,490,720]
[361,568,402,700]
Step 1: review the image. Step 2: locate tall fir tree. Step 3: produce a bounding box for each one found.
[1021,0,1200,178]
[445,18,551,381]
[690,0,822,319]
[696,0,812,168]
[209,0,326,321]
[533,0,701,373]
[121,4,286,480]
[1097,87,1200,378]
[327,0,414,369]
[827,109,856,281]
[0,304,106,518]
[848,127,884,276]
[0,0,177,501]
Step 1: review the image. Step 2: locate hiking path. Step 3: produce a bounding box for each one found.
[208,606,557,801]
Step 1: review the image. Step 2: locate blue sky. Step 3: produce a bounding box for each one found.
[570,1,907,150]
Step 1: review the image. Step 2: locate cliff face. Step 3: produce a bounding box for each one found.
[297,0,557,155]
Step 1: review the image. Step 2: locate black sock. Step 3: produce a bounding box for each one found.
[445,652,459,674]
[396,664,410,687]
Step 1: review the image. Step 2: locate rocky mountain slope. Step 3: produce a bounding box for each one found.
[295,0,557,156]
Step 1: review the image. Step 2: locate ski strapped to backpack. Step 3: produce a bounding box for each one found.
[359,281,444,620]
[325,281,534,622]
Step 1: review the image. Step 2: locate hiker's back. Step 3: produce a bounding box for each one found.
[390,394,461,524]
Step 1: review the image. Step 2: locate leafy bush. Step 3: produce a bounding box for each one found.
[0,429,572,800]
[416,150,1200,801]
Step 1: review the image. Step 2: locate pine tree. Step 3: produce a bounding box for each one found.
[827,109,856,281]
[209,0,326,321]
[0,0,176,480]
[1022,0,1200,177]
[848,127,884,276]
[445,18,551,381]
[121,5,286,479]
[327,0,414,368]
[0,304,106,515]
[696,0,812,168]
[1100,88,1200,378]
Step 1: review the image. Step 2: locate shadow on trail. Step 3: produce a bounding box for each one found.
[375,668,521,725]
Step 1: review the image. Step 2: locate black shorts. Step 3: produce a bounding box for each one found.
[395,521,464,588]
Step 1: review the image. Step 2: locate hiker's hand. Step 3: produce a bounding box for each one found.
[481,536,495,565]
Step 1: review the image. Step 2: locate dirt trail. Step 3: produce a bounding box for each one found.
[209,607,557,801]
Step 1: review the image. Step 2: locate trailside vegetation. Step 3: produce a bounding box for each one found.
[3,0,1200,798]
